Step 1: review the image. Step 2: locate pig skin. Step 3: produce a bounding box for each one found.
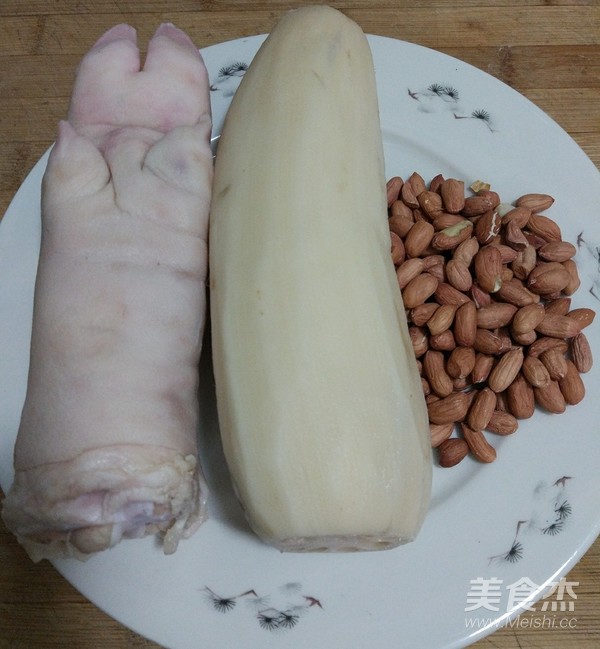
[1,23,213,561]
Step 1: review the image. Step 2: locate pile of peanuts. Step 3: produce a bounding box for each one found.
[387,172,595,467]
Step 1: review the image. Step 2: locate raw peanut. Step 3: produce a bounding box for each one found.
[571,333,593,373]
[462,194,493,217]
[511,329,537,346]
[433,213,465,231]
[488,347,524,392]
[430,422,454,448]
[454,301,477,346]
[460,423,496,463]
[496,327,514,353]
[494,244,519,264]
[429,174,445,194]
[440,178,465,213]
[435,282,471,306]
[524,232,548,249]
[419,252,441,267]
[471,353,495,384]
[473,328,504,355]
[453,376,470,391]
[521,355,551,388]
[431,219,473,251]
[474,210,502,245]
[538,241,577,262]
[386,176,403,206]
[390,231,406,265]
[477,189,501,209]
[474,245,503,293]
[504,219,529,250]
[401,180,419,208]
[390,198,414,220]
[476,303,518,329]
[528,336,568,358]
[409,325,429,357]
[559,360,586,405]
[429,329,456,352]
[539,347,569,380]
[486,410,519,435]
[526,213,562,242]
[389,172,591,469]
[453,236,479,266]
[426,303,457,336]
[567,308,596,329]
[463,387,477,408]
[535,313,581,339]
[423,350,454,397]
[446,259,473,292]
[403,272,439,308]
[545,297,572,316]
[418,190,444,219]
[467,387,497,431]
[527,262,570,295]
[496,278,539,306]
[389,213,414,238]
[495,390,509,412]
[407,171,427,196]
[422,377,431,395]
[511,303,546,335]
[502,206,531,229]
[470,283,491,308]
[542,290,563,301]
[511,244,537,280]
[422,253,445,271]
[446,346,476,379]
[404,220,435,257]
[412,208,430,224]
[427,391,471,424]
[396,258,425,289]
[534,380,566,414]
[410,302,439,326]
[562,259,581,295]
[506,373,535,419]
[423,257,446,282]
[437,437,469,467]
[516,193,555,213]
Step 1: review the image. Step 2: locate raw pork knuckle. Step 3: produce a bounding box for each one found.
[1,23,213,560]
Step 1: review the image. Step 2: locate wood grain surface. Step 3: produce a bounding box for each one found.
[0,2,598,648]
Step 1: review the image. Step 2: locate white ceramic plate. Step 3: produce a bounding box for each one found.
[1,34,599,649]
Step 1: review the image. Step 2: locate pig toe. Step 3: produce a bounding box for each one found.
[150,22,198,52]
[144,22,206,87]
[80,23,140,78]
[93,23,137,50]
[43,121,110,209]
[68,22,208,142]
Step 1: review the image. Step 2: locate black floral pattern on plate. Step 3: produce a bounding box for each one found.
[408,82,496,132]
[489,476,573,565]
[210,61,249,96]
[576,232,600,301]
[203,583,323,632]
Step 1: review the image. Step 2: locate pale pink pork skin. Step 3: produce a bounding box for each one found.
[1,23,213,560]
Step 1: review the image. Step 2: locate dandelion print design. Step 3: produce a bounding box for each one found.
[407,82,495,130]
[203,584,323,632]
[488,476,574,565]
